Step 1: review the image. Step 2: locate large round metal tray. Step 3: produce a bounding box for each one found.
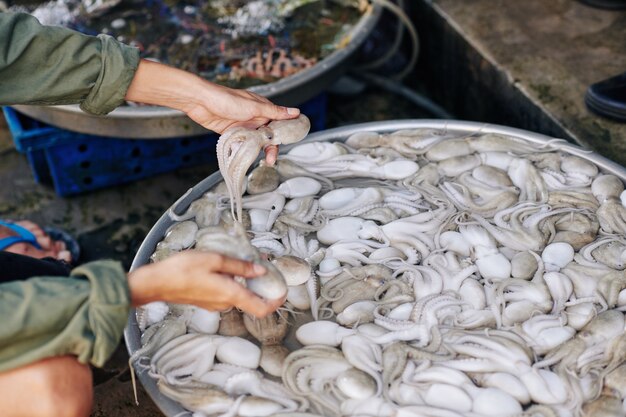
[124,119,626,416]
[13,5,381,139]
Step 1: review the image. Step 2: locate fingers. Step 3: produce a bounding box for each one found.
[205,253,266,278]
[231,90,299,121]
[16,220,45,236]
[202,272,282,318]
[57,250,72,263]
[36,235,53,250]
[140,252,284,317]
[264,145,279,166]
[16,221,52,249]
[255,101,300,121]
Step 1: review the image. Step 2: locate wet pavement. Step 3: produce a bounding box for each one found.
[2,0,625,415]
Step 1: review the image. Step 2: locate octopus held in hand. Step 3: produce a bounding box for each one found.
[217,114,310,222]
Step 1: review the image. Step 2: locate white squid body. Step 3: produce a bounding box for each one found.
[151,335,261,379]
[271,255,311,286]
[188,307,221,334]
[317,216,367,245]
[395,365,523,416]
[319,187,385,214]
[459,224,511,280]
[277,177,322,198]
[216,337,261,369]
[542,242,575,272]
[519,314,576,355]
[295,321,355,346]
[336,300,378,326]
[286,141,347,163]
[286,283,311,310]
[136,301,169,331]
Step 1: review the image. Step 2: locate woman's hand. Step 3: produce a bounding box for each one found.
[128,251,284,318]
[124,59,300,165]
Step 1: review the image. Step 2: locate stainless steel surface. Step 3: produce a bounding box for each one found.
[13,5,382,139]
[124,119,626,416]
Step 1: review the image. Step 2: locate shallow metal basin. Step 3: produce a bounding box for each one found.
[124,119,626,416]
[13,5,381,139]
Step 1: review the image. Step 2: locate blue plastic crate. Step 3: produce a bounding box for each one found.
[3,92,327,197]
[300,93,327,132]
[4,107,220,196]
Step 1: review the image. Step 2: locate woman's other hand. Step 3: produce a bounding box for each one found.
[127,251,284,318]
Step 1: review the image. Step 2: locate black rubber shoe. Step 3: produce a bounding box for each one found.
[585,72,626,122]
[578,0,626,10]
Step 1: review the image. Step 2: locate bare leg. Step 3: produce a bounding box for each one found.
[0,355,93,417]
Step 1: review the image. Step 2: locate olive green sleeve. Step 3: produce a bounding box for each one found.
[0,260,131,372]
[0,12,140,115]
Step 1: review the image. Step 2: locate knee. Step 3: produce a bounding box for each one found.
[36,356,93,417]
[0,355,93,417]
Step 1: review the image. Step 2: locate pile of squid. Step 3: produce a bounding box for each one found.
[134,124,626,417]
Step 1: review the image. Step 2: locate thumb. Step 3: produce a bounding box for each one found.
[259,103,300,120]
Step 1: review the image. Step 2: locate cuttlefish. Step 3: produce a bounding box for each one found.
[217,114,311,222]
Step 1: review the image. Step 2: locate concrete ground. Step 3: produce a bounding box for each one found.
[414,0,626,163]
[1,0,625,415]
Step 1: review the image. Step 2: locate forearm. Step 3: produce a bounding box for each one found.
[125,59,299,134]
[127,253,208,307]
[124,59,205,113]
[127,260,164,307]
[0,12,140,115]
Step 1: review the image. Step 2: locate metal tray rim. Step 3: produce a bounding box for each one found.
[14,4,381,124]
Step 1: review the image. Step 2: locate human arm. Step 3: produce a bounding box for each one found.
[124,59,300,164]
[0,252,282,372]
[0,12,139,115]
[0,12,299,164]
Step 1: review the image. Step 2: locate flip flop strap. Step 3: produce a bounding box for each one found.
[0,220,42,250]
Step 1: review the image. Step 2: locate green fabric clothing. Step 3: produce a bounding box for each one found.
[0,13,138,372]
[0,261,131,372]
[0,12,140,115]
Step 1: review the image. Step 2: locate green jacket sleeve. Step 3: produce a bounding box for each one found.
[0,260,131,372]
[0,12,140,115]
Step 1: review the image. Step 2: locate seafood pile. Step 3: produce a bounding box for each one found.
[11,0,365,89]
[133,122,626,417]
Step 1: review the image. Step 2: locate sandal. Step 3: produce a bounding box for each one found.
[0,220,80,264]
[585,71,626,122]
[578,0,626,9]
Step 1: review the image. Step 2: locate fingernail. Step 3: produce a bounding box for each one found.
[253,264,266,274]
[286,107,299,115]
